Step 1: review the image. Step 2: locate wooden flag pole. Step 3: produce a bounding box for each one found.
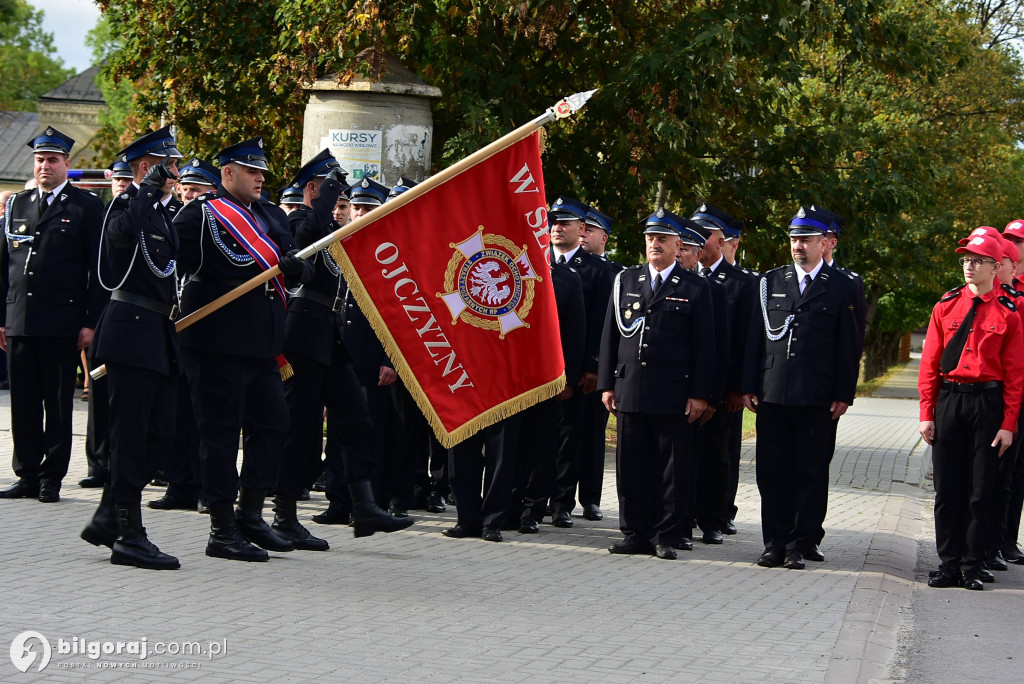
[90,89,596,380]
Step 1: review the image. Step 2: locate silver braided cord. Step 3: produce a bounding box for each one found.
[760,276,794,342]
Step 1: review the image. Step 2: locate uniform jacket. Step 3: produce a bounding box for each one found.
[597,263,716,415]
[91,183,180,376]
[553,247,613,376]
[552,262,586,388]
[742,262,860,408]
[283,176,351,367]
[0,183,105,336]
[705,272,730,406]
[918,283,1024,431]
[831,258,867,355]
[708,260,756,395]
[173,187,312,359]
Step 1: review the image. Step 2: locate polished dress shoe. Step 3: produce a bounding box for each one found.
[78,475,105,488]
[482,527,503,542]
[196,499,210,515]
[150,477,169,487]
[38,483,60,503]
[757,546,784,568]
[0,478,39,499]
[311,507,351,525]
[783,550,805,570]
[442,524,481,539]
[655,544,677,560]
[518,517,539,534]
[1002,542,1024,564]
[701,529,724,545]
[388,501,409,518]
[148,493,195,510]
[984,549,1008,571]
[976,567,995,583]
[675,538,694,551]
[722,520,737,535]
[962,571,985,591]
[804,545,825,562]
[426,491,447,513]
[608,538,653,555]
[927,567,962,588]
[582,504,603,521]
[552,510,573,528]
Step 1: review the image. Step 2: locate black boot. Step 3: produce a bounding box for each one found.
[235,488,294,552]
[311,504,351,525]
[348,479,414,538]
[110,505,180,570]
[80,485,118,548]
[206,503,268,562]
[272,495,329,551]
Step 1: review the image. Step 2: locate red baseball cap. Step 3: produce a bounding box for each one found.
[956,233,1004,263]
[958,225,1004,246]
[1003,239,1020,263]
[1004,219,1024,240]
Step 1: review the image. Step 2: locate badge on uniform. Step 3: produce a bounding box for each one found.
[624,310,632,319]
[632,302,640,310]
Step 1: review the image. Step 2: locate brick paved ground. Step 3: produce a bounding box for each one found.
[0,374,1016,683]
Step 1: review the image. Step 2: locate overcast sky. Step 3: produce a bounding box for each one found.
[39,0,102,75]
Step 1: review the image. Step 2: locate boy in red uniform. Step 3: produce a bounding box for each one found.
[918,231,1024,590]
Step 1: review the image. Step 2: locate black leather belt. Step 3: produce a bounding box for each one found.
[110,289,176,319]
[290,288,341,313]
[941,380,1002,393]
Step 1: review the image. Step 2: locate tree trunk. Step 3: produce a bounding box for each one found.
[862,327,903,381]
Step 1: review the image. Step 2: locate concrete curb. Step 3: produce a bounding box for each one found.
[824,483,925,684]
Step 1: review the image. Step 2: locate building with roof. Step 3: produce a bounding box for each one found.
[0,65,106,192]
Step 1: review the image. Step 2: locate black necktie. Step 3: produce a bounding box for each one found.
[557,254,566,265]
[801,274,812,295]
[701,267,711,278]
[38,191,51,217]
[940,296,982,374]
[652,273,663,294]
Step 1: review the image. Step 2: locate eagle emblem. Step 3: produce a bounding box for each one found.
[438,228,540,338]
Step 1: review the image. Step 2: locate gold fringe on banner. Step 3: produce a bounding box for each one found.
[330,240,566,448]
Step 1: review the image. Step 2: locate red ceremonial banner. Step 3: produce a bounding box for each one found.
[331,133,564,447]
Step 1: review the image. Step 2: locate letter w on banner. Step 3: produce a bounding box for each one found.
[330,133,563,447]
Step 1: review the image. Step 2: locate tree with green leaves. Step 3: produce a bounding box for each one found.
[0,0,73,111]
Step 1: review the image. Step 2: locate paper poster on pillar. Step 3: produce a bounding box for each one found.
[321,129,383,182]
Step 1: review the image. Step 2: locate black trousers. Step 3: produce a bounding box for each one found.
[514,397,560,520]
[578,391,609,507]
[161,377,202,504]
[381,382,422,507]
[992,407,1024,550]
[725,408,743,521]
[695,406,733,533]
[551,388,585,513]
[106,362,177,506]
[180,348,288,507]
[448,416,521,529]
[754,402,833,551]
[8,336,77,486]
[279,351,376,500]
[616,411,692,548]
[84,350,110,480]
[932,387,1003,570]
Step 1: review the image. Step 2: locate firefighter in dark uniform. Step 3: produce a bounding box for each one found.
[576,206,621,523]
[548,196,614,528]
[0,127,105,503]
[79,127,184,569]
[742,206,860,570]
[513,260,585,533]
[918,230,1024,590]
[690,203,756,544]
[277,152,412,545]
[173,138,314,562]
[599,209,716,560]
[148,158,220,513]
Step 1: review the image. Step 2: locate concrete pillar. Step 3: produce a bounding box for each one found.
[302,52,442,185]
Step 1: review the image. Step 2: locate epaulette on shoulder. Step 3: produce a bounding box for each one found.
[767,264,788,275]
[940,284,966,302]
[999,295,1017,312]
[1001,282,1023,299]
[626,263,643,271]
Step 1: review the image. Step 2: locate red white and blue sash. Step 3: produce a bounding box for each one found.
[206,197,286,300]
